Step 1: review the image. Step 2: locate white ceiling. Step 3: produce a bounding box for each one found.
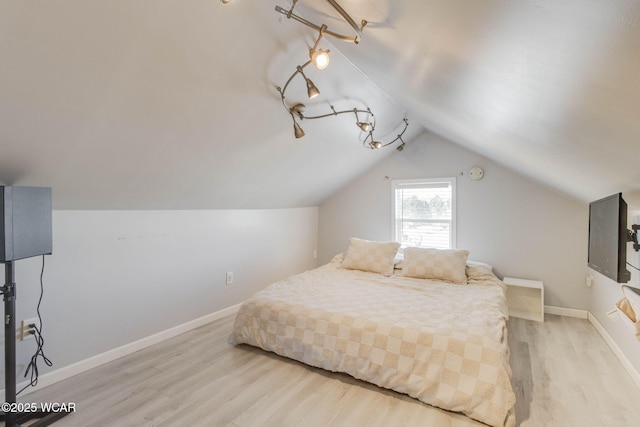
[1,0,639,209]
[327,0,640,204]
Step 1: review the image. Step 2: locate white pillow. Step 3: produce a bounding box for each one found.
[467,260,492,270]
[330,252,345,264]
[400,247,469,284]
[341,238,400,277]
[393,252,404,269]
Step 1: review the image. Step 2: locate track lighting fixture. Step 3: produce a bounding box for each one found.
[309,25,330,70]
[355,109,371,132]
[222,0,409,151]
[281,101,410,150]
[297,66,320,99]
[274,0,367,44]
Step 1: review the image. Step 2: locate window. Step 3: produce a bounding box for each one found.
[392,178,456,249]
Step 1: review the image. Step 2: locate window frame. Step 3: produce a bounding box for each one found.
[391,177,457,249]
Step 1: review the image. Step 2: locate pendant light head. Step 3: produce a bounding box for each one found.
[372,141,383,149]
[309,24,330,70]
[306,78,320,99]
[293,121,305,138]
[310,49,330,70]
[297,65,320,99]
[291,103,306,117]
[357,122,371,132]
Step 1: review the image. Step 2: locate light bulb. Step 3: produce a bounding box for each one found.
[310,49,330,70]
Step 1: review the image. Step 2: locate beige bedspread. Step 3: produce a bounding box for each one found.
[230,261,515,427]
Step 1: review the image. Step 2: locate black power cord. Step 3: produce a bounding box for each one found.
[627,261,640,272]
[17,255,52,396]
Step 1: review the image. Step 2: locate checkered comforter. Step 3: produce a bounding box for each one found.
[230,261,516,427]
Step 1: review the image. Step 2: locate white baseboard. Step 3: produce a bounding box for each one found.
[588,312,640,390]
[544,305,589,319]
[2,304,241,400]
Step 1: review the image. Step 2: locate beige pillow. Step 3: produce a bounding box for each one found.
[400,247,469,284]
[465,260,494,280]
[341,238,400,276]
[330,252,345,264]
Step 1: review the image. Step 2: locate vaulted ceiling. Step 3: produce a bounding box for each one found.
[1,1,639,209]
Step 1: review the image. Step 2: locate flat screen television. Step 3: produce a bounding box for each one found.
[0,186,52,262]
[588,193,630,283]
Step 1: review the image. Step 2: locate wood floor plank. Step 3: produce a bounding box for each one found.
[508,315,640,427]
[9,313,640,427]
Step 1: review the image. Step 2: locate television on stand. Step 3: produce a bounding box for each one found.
[1,186,52,262]
[1,186,68,427]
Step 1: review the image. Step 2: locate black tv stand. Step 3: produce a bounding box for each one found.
[0,261,71,427]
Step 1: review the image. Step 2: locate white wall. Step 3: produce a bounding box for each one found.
[4,208,318,387]
[589,208,640,374]
[319,131,588,309]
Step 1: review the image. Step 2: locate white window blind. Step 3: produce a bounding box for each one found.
[392,178,456,249]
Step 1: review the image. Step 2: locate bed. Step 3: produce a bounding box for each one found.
[230,239,516,427]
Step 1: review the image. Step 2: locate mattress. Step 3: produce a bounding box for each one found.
[230,259,515,427]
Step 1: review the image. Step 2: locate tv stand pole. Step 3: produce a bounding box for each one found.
[1,261,70,427]
[3,260,17,427]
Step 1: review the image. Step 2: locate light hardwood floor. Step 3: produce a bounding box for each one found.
[10,314,640,427]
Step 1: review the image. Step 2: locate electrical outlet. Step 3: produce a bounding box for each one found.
[19,317,40,341]
[586,274,593,288]
[226,271,234,286]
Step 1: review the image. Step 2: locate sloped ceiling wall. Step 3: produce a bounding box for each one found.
[329,0,640,205]
[2,0,639,209]
[0,1,412,209]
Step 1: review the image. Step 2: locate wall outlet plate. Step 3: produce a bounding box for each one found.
[19,317,40,341]
[586,274,593,288]
[226,271,234,286]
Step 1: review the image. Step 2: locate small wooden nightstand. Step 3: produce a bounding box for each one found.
[503,277,544,322]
